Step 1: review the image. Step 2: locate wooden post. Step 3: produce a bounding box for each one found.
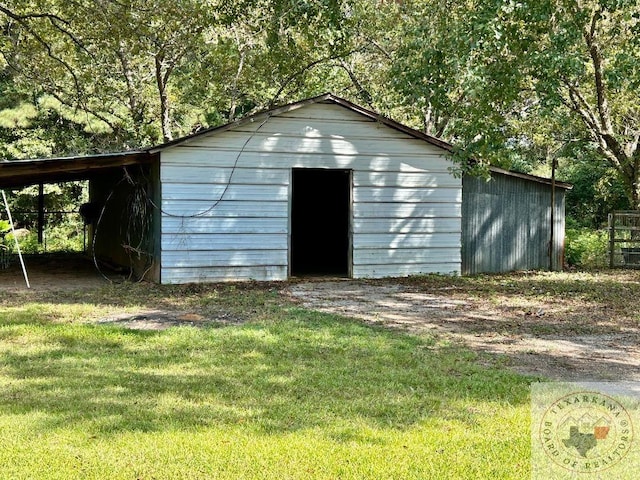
[549,158,557,271]
[37,182,44,244]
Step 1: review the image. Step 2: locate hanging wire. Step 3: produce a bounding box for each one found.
[90,114,273,282]
[144,114,272,218]
[122,169,154,282]
[91,168,155,283]
[91,176,126,282]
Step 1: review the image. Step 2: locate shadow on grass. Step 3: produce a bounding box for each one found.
[0,304,530,438]
[3,269,639,438]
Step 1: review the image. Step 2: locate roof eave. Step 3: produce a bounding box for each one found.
[148,93,337,153]
[0,150,153,189]
[488,166,573,190]
[324,95,454,152]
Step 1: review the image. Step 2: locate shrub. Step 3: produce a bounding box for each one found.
[565,227,609,268]
[4,216,85,254]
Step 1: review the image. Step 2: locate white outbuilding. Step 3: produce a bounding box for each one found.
[152,93,463,283]
[0,93,570,283]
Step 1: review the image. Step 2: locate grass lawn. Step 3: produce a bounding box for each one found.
[0,279,541,479]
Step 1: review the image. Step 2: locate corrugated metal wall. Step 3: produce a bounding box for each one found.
[159,102,462,283]
[462,172,566,274]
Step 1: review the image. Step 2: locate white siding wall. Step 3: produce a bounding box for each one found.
[160,103,461,283]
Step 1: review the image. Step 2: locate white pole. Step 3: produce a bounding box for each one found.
[1,190,30,288]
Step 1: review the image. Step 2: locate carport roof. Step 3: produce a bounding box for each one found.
[0,150,153,188]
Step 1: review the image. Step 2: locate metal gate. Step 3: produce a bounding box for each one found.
[609,211,640,268]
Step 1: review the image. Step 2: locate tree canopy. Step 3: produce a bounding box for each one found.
[1,0,639,219]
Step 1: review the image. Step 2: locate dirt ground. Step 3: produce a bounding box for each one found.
[0,253,125,290]
[287,280,640,382]
[2,256,639,381]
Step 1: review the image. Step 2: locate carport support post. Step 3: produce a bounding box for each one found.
[37,183,44,244]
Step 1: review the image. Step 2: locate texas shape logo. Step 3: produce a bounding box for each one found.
[539,391,633,473]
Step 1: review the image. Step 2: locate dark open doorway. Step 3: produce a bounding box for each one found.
[291,168,351,277]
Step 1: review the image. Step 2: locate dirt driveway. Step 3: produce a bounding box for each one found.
[287,278,640,382]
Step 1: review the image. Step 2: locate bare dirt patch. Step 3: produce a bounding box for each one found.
[0,253,115,291]
[97,309,243,330]
[286,278,640,381]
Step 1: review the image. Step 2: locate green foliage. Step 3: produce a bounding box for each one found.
[6,182,87,227]
[389,0,640,209]
[0,71,117,158]
[1,0,640,225]
[565,226,609,268]
[5,218,84,254]
[0,102,38,128]
[561,159,630,228]
[1,182,87,253]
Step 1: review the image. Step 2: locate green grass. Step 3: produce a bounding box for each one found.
[0,282,532,479]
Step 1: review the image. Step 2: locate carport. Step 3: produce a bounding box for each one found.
[0,151,159,286]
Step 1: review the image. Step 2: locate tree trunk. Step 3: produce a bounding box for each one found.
[118,45,145,142]
[155,55,172,143]
[632,181,640,212]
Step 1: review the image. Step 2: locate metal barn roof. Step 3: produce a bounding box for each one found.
[0,93,571,190]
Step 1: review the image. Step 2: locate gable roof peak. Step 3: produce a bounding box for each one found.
[148,92,453,154]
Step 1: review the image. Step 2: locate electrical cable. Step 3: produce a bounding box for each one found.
[91,176,126,283]
[144,114,272,218]
[89,114,273,282]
